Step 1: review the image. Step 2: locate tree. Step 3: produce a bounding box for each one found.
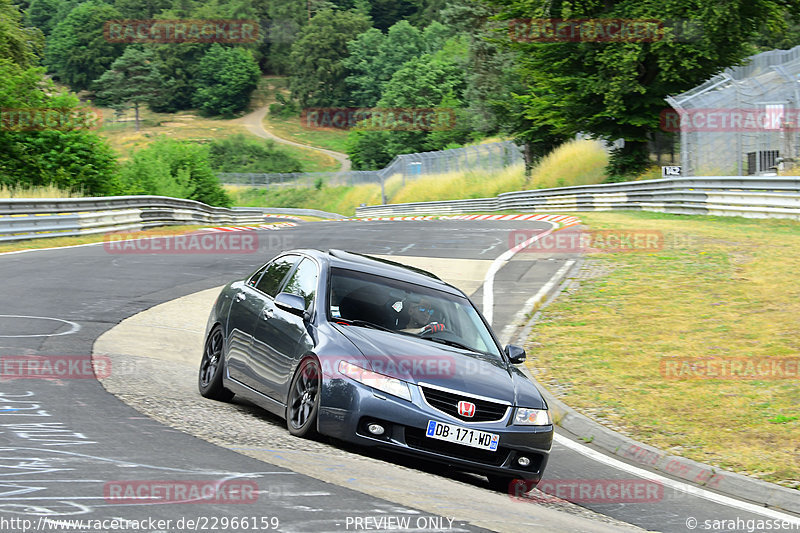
[45,1,124,91]
[347,40,470,169]
[488,0,798,179]
[120,137,231,207]
[24,0,82,37]
[289,8,371,107]
[93,47,165,131]
[1,0,43,67]
[191,44,261,117]
[344,20,447,107]
[0,58,120,195]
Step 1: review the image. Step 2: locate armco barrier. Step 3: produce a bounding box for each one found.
[355,176,800,219]
[0,196,273,243]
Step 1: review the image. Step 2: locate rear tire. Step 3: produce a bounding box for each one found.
[286,357,321,438]
[198,325,234,402]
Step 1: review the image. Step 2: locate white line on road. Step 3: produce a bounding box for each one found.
[554,434,800,524]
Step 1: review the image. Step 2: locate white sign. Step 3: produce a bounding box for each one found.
[662,166,682,177]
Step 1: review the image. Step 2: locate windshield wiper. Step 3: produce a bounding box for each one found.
[423,337,476,353]
[336,318,396,333]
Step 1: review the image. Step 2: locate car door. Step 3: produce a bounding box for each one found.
[249,257,319,403]
[226,254,299,387]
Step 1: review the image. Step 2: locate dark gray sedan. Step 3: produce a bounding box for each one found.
[199,249,553,490]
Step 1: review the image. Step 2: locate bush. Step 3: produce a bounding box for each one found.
[120,137,231,207]
[208,134,303,173]
[192,44,260,117]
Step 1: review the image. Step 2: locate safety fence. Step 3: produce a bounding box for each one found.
[0,196,275,243]
[355,176,800,220]
[218,141,523,190]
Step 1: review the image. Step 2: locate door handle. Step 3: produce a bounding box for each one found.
[262,307,274,320]
[235,292,246,302]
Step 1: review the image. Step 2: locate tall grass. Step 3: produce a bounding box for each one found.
[528,139,608,189]
[226,139,611,213]
[0,184,83,199]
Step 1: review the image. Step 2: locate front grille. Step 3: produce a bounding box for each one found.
[404,427,509,466]
[420,386,509,422]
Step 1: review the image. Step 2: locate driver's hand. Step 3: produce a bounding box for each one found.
[420,322,445,335]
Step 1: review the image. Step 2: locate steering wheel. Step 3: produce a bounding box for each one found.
[418,322,449,336]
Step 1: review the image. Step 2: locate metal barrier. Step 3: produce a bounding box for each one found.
[0,196,273,243]
[355,176,800,220]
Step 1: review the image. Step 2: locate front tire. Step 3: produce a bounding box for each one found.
[198,325,234,402]
[286,357,321,438]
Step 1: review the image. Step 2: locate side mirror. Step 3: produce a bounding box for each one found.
[275,292,307,318]
[504,344,526,364]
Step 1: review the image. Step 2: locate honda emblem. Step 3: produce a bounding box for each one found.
[457,400,476,418]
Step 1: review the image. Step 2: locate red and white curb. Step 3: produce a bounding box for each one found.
[202,222,298,232]
[203,214,580,232]
[331,213,581,226]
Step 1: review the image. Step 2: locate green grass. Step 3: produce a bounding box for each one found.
[526,211,800,488]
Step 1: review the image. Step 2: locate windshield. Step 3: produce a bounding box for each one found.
[328,267,502,358]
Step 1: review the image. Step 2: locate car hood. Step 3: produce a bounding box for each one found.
[331,325,546,408]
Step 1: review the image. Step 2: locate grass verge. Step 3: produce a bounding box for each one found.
[525,211,800,487]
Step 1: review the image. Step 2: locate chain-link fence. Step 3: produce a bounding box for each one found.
[218,141,523,192]
[667,45,800,176]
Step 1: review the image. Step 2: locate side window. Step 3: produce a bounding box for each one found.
[281,258,319,308]
[255,255,299,296]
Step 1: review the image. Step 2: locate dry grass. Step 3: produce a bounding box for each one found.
[526,211,800,487]
[389,164,529,204]
[97,107,249,160]
[0,184,83,198]
[528,139,609,189]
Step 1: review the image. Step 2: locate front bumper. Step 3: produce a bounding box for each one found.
[318,376,552,482]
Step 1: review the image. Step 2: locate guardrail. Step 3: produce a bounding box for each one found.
[0,196,274,243]
[355,176,800,219]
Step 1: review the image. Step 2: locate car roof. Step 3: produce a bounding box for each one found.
[293,248,465,297]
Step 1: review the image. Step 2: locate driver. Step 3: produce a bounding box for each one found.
[401,298,445,335]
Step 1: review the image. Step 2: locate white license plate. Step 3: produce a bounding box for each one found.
[425,420,499,451]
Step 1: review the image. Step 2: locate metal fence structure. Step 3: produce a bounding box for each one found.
[218,141,524,194]
[355,176,800,220]
[0,196,277,243]
[667,45,800,176]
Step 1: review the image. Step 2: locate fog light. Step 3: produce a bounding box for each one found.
[517,456,531,467]
[367,423,385,436]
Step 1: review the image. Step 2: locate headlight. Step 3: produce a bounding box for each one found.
[338,361,412,401]
[514,407,551,426]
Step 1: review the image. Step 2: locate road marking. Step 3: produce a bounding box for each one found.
[482,221,557,326]
[554,434,800,524]
[0,315,81,338]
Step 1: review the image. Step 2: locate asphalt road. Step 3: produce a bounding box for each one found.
[0,220,797,533]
